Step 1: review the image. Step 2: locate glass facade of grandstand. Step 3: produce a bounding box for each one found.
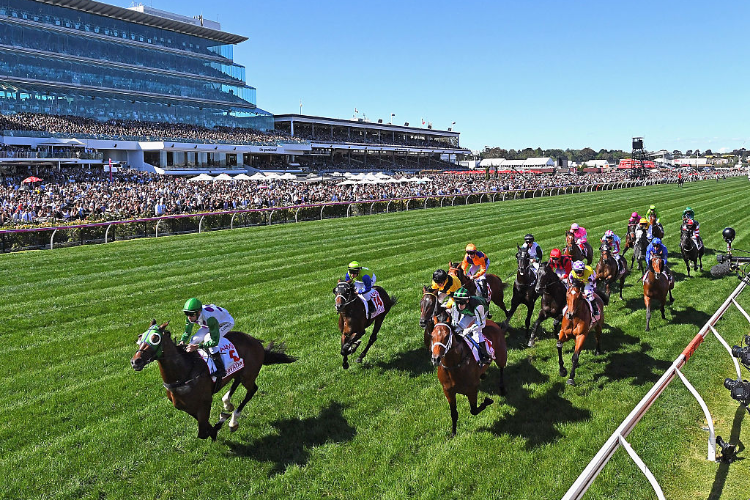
[0,0,272,131]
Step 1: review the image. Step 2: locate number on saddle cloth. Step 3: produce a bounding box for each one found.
[197,338,244,377]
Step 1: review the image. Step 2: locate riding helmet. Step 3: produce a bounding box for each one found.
[433,269,448,283]
[183,297,202,314]
[453,287,470,303]
[631,212,639,218]
[524,233,534,243]
[550,248,562,259]
[570,223,580,231]
[652,238,662,246]
[639,217,648,224]
[465,243,477,253]
[348,261,362,272]
[650,205,656,210]
[572,261,585,272]
[604,230,614,238]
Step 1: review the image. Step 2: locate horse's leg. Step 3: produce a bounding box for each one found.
[229,382,258,432]
[505,295,519,323]
[222,378,242,412]
[357,319,384,363]
[660,296,667,319]
[568,334,587,386]
[342,353,350,370]
[529,311,546,348]
[467,387,493,416]
[444,390,459,438]
[423,327,431,349]
[557,339,567,377]
[684,256,691,277]
[523,301,535,337]
[644,296,651,332]
[496,366,506,396]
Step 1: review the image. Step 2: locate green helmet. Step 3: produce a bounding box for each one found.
[183,298,202,314]
[453,287,470,303]
[348,261,362,272]
[649,205,656,210]
[683,206,694,216]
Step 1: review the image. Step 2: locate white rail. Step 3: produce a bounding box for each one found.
[562,276,749,500]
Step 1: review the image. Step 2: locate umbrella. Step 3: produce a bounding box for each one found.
[22,176,43,183]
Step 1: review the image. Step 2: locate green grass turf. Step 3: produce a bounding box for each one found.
[1,177,749,500]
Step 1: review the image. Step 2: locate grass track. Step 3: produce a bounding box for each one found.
[1,178,749,499]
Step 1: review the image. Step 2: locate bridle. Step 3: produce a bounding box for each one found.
[421,290,439,324]
[431,322,469,369]
[334,283,358,310]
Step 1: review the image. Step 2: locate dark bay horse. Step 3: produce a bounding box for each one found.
[420,286,440,348]
[649,214,664,240]
[334,280,397,369]
[131,320,295,440]
[529,261,567,347]
[643,256,674,331]
[448,261,508,317]
[680,228,704,276]
[596,243,628,300]
[564,230,593,265]
[430,308,507,437]
[622,225,636,256]
[632,229,649,274]
[505,245,539,336]
[558,282,604,386]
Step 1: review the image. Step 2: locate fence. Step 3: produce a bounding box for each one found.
[562,273,750,500]
[0,179,675,253]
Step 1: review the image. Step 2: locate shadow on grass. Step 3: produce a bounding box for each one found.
[481,358,591,449]
[670,305,712,328]
[709,405,747,499]
[598,342,672,387]
[373,346,433,377]
[224,401,355,475]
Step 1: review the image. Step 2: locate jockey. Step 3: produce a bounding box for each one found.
[180,298,235,379]
[682,206,695,223]
[345,261,377,317]
[447,287,492,366]
[646,237,671,279]
[461,243,490,303]
[627,212,640,234]
[569,261,599,317]
[430,268,461,304]
[549,248,572,284]
[601,230,623,270]
[681,218,703,251]
[646,204,660,224]
[570,223,588,246]
[522,233,543,270]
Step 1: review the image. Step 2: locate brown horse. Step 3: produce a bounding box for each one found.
[558,282,604,386]
[622,225,636,256]
[334,280,397,369]
[564,231,593,265]
[448,261,508,317]
[596,243,629,300]
[420,286,440,348]
[680,228,704,277]
[649,214,664,240]
[430,308,507,437]
[131,320,295,440]
[643,256,674,331]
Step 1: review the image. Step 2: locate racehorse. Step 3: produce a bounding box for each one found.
[447,261,509,317]
[680,228,704,277]
[643,256,674,331]
[596,243,629,300]
[557,281,604,386]
[420,286,441,348]
[429,308,507,437]
[528,261,567,347]
[131,320,295,440]
[649,213,664,240]
[632,228,649,274]
[564,230,593,265]
[622,225,636,256]
[334,280,397,369]
[505,245,540,337]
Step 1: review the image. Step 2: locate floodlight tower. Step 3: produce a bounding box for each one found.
[631,137,647,179]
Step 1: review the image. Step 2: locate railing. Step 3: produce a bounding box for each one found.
[562,274,750,500]
[0,179,678,252]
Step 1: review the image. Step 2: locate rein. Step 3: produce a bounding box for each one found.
[432,323,471,370]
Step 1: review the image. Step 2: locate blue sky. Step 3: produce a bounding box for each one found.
[115,0,750,153]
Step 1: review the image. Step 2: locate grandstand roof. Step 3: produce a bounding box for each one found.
[35,0,247,45]
[274,114,460,138]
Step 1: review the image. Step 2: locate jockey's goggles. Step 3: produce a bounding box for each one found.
[466,250,476,255]
[184,311,199,317]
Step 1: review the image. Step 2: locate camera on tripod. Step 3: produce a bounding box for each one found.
[712,227,750,278]
[724,334,750,407]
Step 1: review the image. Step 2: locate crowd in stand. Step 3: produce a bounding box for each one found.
[0,113,304,146]
[0,165,734,227]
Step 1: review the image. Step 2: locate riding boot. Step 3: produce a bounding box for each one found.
[478,341,493,366]
[210,352,226,379]
[590,300,599,317]
[367,300,376,319]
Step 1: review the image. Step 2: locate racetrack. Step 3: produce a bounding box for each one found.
[2,177,749,500]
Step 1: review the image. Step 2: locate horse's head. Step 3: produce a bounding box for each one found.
[566,230,575,245]
[420,286,439,329]
[535,261,557,294]
[448,260,464,280]
[565,282,584,320]
[333,280,356,313]
[516,244,530,276]
[131,320,171,371]
[430,310,453,366]
[600,243,611,258]
[652,256,664,274]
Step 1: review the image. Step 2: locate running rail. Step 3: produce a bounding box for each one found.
[562,276,749,500]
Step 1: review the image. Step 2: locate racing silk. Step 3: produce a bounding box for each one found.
[628,215,640,226]
[522,242,543,261]
[431,275,461,296]
[646,208,660,224]
[345,269,376,294]
[571,227,588,244]
[570,265,596,285]
[681,220,701,238]
[461,250,489,278]
[449,297,487,333]
[181,304,234,348]
[646,242,668,266]
[550,256,572,280]
[602,234,621,255]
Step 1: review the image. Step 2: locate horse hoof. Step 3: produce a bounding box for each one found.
[229,424,239,433]
[223,403,235,412]
[527,338,536,348]
[342,361,349,370]
[559,368,568,377]
[355,357,363,364]
[566,378,577,386]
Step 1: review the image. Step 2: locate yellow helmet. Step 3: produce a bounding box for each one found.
[639,217,648,224]
[465,243,477,253]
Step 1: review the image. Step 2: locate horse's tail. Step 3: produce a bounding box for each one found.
[263,341,296,365]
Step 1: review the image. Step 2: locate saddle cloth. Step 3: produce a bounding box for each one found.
[359,289,385,319]
[197,337,244,380]
[461,335,496,364]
